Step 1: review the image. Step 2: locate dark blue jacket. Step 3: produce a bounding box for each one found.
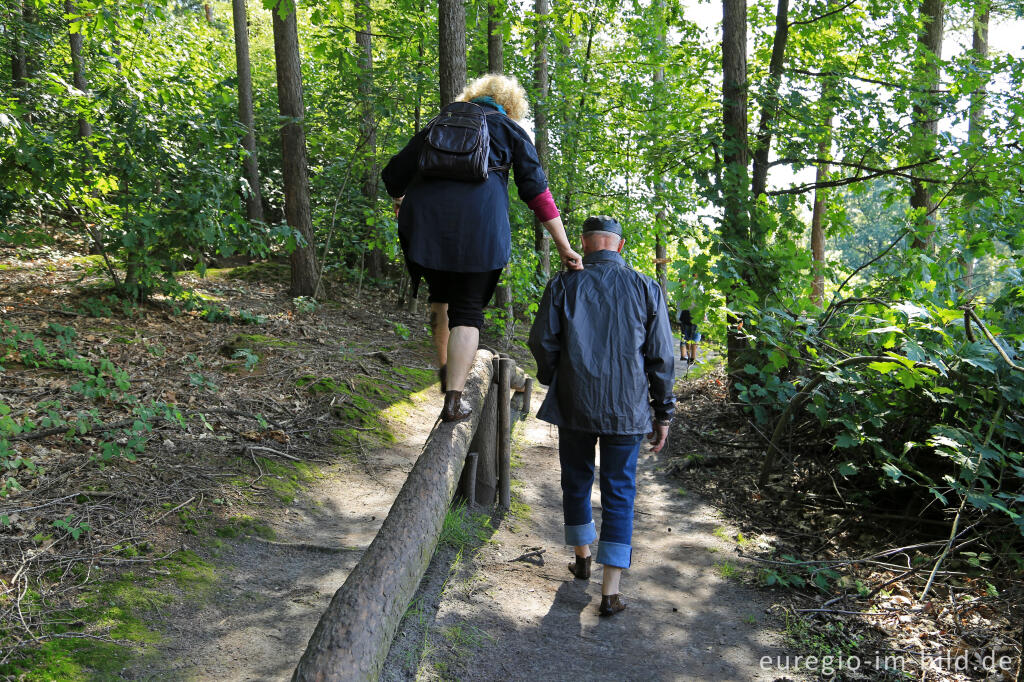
[528,250,676,435]
[381,103,549,272]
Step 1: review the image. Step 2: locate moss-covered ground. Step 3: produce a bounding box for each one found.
[0,551,215,680]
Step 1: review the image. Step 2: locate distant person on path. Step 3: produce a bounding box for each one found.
[528,215,675,617]
[676,273,703,365]
[382,74,582,422]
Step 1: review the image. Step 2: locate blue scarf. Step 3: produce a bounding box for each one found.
[470,96,506,115]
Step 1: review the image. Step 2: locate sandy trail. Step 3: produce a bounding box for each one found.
[139,384,443,681]
[142,360,793,681]
[382,363,795,681]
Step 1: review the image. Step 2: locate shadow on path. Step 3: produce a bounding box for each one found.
[383,363,799,681]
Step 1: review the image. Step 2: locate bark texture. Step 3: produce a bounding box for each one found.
[66,0,91,139]
[356,0,382,278]
[11,0,27,92]
[438,0,466,106]
[471,355,500,507]
[653,0,668,298]
[963,0,988,291]
[533,0,551,280]
[272,0,319,297]
[909,0,944,250]
[487,0,503,74]
[749,0,789,210]
[722,0,750,380]
[232,0,265,222]
[811,101,832,306]
[292,351,495,681]
[497,357,512,510]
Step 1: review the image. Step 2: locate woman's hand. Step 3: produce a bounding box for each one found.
[558,245,583,271]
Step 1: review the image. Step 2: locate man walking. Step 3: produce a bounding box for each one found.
[528,215,675,617]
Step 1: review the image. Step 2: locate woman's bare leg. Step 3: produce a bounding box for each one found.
[430,302,449,368]
[445,325,479,392]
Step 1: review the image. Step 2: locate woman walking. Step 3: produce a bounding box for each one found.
[383,74,581,422]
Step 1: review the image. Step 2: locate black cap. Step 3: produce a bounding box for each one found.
[581,215,622,237]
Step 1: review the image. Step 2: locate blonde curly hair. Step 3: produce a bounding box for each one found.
[457,74,529,122]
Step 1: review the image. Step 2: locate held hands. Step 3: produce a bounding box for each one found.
[648,422,669,453]
[392,196,404,217]
[559,246,583,271]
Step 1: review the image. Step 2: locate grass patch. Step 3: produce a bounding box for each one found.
[441,622,493,654]
[0,551,215,680]
[215,514,276,540]
[715,560,742,580]
[439,502,494,550]
[782,609,864,664]
[256,457,319,505]
[225,262,289,283]
[229,333,298,349]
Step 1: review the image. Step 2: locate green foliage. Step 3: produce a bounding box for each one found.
[439,502,494,550]
[0,321,187,495]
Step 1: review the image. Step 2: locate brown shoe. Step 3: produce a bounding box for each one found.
[568,555,591,580]
[599,594,626,617]
[441,390,471,422]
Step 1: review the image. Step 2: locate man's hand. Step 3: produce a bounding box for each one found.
[648,422,669,453]
[392,196,404,217]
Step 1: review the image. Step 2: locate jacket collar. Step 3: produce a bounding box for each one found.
[583,250,625,266]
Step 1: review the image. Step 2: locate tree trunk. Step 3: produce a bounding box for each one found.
[492,0,510,313]
[533,0,551,280]
[66,0,91,139]
[963,0,988,292]
[272,0,319,297]
[749,0,789,217]
[414,0,425,131]
[810,114,831,306]
[356,0,382,279]
[487,0,503,74]
[722,0,750,381]
[909,0,943,250]
[232,0,265,223]
[438,0,466,106]
[11,0,27,92]
[204,3,214,23]
[653,0,668,298]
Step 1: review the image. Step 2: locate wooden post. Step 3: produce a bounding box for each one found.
[522,376,533,418]
[498,357,512,510]
[458,451,478,507]
[471,356,499,506]
[292,351,493,681]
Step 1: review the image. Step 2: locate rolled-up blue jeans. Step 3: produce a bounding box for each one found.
[558,427,643,569]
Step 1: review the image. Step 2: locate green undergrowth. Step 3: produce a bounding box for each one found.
[439,502,495,551]
[678,350,724,383]
[310,365,435,460]
[221,333,298,371]
[0,550,215,680]
[255,457,319,505]
[215,513,276,540]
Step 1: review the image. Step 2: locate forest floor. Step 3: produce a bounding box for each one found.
[0,246,1019,681]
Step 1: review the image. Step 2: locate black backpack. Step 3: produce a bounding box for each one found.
[418,101,507,182]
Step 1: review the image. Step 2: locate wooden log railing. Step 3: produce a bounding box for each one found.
[292,348,532,681]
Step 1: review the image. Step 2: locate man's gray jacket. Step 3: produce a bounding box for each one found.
[528,249,676,435]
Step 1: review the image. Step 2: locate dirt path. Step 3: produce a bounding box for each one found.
[139,359,794,681]
[136,381,444,681]
[382,363,796,681]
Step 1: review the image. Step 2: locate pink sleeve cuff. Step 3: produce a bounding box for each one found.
[526,188,560,222]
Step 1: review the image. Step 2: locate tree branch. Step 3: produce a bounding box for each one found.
[787,0,855,26]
